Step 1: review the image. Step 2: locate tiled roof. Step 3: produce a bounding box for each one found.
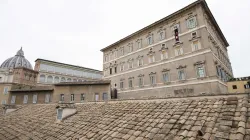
[54,80,111,86]
[0,95,249,140]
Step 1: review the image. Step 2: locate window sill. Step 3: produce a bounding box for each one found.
[178,79,187,83]
[163,82,171,85]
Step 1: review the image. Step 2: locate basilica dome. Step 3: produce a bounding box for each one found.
[0,47,33,70]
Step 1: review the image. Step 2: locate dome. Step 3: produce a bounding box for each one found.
[0,47,33,69]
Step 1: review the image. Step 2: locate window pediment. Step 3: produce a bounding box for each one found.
[138,74,144,77]
[194,61,206,66]
[162,68,170,72]
[149,72,156,75]
[127,58,134,62]
[146,32,153,38]
[137,55,144,59]
[159,45,168,52]
[147,48,155,56]
[128,77,134,79]
[176,65,187,69]
[120,78,125,81]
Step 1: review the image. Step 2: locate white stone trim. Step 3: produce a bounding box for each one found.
[119,79,227,93]
[103,25,207,65]
[104,48,212,78]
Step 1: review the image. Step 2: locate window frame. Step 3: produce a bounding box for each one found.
[197,66,206,78]
[60,94,64,102]
[138,77,144,87]
[186,16,197,29]
[232,85,237,89]
[178,69,186,80]
[81,93,85,101]
[70,94,75,102]
[162,72,170,83]
[175,46,183,56]
[149,73,156,86]
[128,78,133,88]
[192,40,200,51]
[33,94,38,104]
[3,87,8,95]
[23,95,28,104]
[147,34,153,45]
[11,95,16,104]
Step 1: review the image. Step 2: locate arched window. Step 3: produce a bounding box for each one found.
[39,75,46,83]
[67,78,72,82]
[73,79,77,82]
[61,77,66,82]
[47,76,53,83]
[78,79,82,82]
[54,76,59,83]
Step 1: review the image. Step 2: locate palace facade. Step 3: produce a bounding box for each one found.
[101,0,233,99]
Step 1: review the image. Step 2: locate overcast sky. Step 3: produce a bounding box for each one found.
[0,0,250,77]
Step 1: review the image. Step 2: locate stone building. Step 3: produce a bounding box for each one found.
[227,76,250,93]
[101,0,233,99]
[8,80,111,104]
[35,58,103,85]
[0,48,38,104]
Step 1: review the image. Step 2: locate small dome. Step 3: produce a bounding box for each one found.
[0,47,33,69]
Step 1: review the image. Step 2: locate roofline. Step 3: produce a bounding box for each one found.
[14,67,39,73]
[100,0,229,52]
[35,58,102,73]
[10,89,54,92]
[54,80,111,86]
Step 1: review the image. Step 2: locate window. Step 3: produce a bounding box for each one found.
[81,94,85,101]
[95,93,99,101]
[147,35,153,45]
[197,66,205,78]
[128,45,133,53]
[159,31,165,41]
[120,81,124,89]
[175,46,183,56]
[129,79,133,88]
[39,75,46,83]
[109,52,113,60]
[114,50,118,58]
[103,93,108,101]
[139,77,144,87]
[114,67,117,73]
[57,109,63,120]
[60,94,64,102]
[1,100,6,105]
[178,70,185,80]
[245,84,250,89]
[232,85,237,89]
[163,73,170,83]
[161,51,168,60]
[0,77,2,82]
[216,66,220,77]
[173,24,180,42]
[110,68,112,75]
[138,59,143,66]
[137,39,142,49]
[191,32,197,38]
[11,95,16,104]
[45,94,50,103]
[105,55,108,62]
[33,94,37,104]
[148,55,155,63]
[128,61,133,69]
[120,64,124,71]
[23,95,28,104]
[71,94,74,102]
[192,40,199,51]
[3,87,8,94]
[121,47,124,56]
[150,75,156,85]
[187,17,197,29]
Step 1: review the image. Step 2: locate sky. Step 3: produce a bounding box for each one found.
[0,0,250,77]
